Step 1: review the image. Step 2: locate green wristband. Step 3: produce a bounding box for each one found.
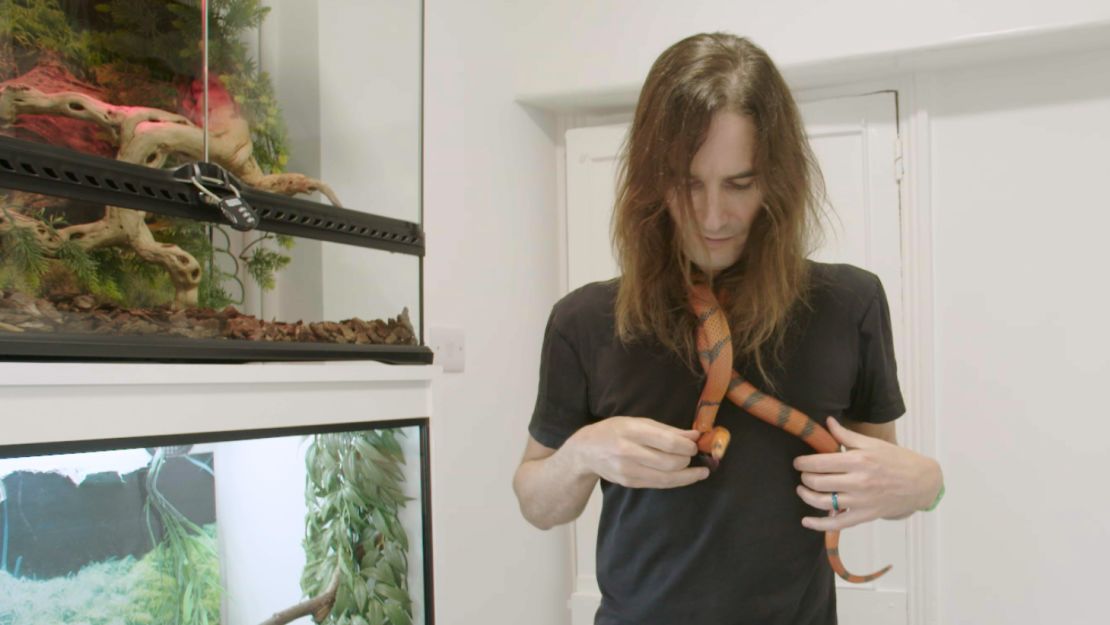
[924,482,945,512]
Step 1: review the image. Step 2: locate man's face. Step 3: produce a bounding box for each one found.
[666,111,764,273]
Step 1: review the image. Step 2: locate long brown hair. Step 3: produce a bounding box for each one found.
[612,33,825,382]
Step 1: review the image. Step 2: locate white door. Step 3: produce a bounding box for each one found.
[563,91,908,625]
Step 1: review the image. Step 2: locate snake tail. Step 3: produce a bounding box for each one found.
[826,531,893,583]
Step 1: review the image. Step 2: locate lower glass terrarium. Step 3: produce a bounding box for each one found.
[0,419,432,625]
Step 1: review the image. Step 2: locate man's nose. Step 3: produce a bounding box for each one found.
[699,188,726,232]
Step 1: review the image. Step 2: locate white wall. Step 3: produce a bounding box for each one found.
[423,1,569,624]
[928,49,1110,624]
[510,0,1110,105]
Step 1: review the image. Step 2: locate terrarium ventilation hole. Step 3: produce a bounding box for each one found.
[254,211,415,241]
[2,156,190,205]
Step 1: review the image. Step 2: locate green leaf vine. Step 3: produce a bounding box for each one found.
[302,431,415,625]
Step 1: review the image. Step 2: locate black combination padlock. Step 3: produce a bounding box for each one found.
[215,194,258,231]
[174,162,259,232]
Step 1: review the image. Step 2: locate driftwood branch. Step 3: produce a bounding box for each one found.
[0,82,342,205]
[258,567,342,625]
[0,74,342,306]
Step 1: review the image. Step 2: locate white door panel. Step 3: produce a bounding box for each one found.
[565,124,628,291]
[563,92,907,625]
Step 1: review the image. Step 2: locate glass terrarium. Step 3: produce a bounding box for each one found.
[0,0,428,363]
[0,418,433,625]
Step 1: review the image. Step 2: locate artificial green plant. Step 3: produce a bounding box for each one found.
[139,448,221,625]
[302,431,415,625]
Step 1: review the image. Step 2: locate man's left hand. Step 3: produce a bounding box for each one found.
[793,417,943,531]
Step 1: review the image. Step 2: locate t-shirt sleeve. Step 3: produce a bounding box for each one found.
[528,307,594,449]
[844,276,906,423]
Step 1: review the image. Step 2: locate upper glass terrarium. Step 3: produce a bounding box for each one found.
[0,0,427,363]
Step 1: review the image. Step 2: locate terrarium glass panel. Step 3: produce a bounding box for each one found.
[0,420,432,625]
[0,1,426,361]
[261,0,424,226]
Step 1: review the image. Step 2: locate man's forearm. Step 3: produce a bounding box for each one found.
[513,441,599,530]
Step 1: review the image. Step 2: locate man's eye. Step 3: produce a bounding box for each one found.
[728,182,753,191]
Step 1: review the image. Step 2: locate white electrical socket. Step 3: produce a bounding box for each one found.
[427,326,465,373]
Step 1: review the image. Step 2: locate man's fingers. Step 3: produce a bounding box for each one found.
[794,450,860,473]
[799,471,854,493]
[826,416,883,450]
[631,446,698,473]
[796,484,851,512]
[801,507,871,532]
[624,465,710,489]
[630,420,700,456]
[657,466,711,488]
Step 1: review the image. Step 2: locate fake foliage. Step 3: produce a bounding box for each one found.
[0,205,294,310]
[303,431,415,625]
[140,448,221,625]
[0,526,219,625]
[89,0,290,172]
[1,0,289,173]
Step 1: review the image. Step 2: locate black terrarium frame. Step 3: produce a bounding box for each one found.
[0,137,431,363]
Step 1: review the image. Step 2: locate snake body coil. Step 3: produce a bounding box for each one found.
[691,283,892,584]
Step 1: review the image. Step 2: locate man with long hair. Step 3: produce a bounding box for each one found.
[513,33,944,624]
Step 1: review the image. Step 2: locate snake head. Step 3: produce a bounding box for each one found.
[694,452,721,472]
[692,426,731,472]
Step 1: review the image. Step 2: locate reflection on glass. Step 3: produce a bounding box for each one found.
[0,422,430,625]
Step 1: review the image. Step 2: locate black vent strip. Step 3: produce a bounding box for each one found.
[0,140,194,213]
[242,187,425,256]
[0,136,424,256]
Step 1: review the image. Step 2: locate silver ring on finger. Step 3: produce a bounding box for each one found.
[831,491,840,512]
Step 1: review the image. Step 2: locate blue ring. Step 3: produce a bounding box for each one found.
[831,492,840,512]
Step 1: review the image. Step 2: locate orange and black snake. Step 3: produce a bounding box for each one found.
[690,283,892,584]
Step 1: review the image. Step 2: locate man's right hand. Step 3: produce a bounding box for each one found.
[566,416,710,489]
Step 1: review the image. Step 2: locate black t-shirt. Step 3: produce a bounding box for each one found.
[528,262,906,625]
